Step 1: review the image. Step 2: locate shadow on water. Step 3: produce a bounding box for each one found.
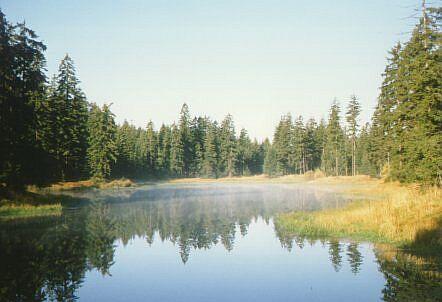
[0,183,440,301]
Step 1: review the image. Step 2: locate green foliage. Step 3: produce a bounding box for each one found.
[0,12,47,188]
[368,9,441,184]
[87,104,117,180]
[0,6,439,186]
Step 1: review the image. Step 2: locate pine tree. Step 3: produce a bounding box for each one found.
[291,116,306,174]
[219,114,236,177]
[264,144,278,177]
[346,95,361,176]
[249,139,265,175]
[170,123,184,176]
[322,100,346,176]
[0,12,47,188]
[273,114,293,175]
[54,54,89,180]
[304,118,321,171]
[157,124,171,176]
[190,117,207,176]
[201,122,218,178]
[87,104,117,180]
[145,121,158,176]
[236,128,252,175]
[179,103,193,176]
[114,121,136,177]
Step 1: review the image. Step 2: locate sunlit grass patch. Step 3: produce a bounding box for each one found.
[276,184,442,249]
[46,178,135,191]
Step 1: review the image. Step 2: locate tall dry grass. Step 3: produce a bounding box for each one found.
[277,182,442,247]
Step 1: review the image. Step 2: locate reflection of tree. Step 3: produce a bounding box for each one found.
[347,243,363,274]
[1,184,440,301]
[44,217,86,302]
[375,246,442,302]
[85,201,117,275]
[0,216,87,302]
[328,240,343,272]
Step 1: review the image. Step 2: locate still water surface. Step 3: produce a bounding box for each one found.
[0,183,440,301]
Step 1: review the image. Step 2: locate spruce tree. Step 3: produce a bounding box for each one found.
[0,12,47,188]
[201,122,218,178]
[157,124,172,176]
[179,103,193,176]
[54,54,89,180]
[273,114,293,175]
[145,121,158,176]
[236,128,252,175]
[346,95,361,176]
[87,104,117,180]
[170,123,184,176]
[264,144,278,177]
[322,100,346,176]
[219,114,236,177]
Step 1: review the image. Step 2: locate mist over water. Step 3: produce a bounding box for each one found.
[1,183,440,301]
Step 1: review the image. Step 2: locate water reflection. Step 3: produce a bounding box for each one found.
[0,183,440,301]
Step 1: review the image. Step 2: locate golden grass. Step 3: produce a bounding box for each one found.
[276,181,442,247]
[46,178,134,191]
[98,178,134,189]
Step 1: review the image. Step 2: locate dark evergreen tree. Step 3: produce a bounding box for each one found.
[219,114,236,177]
[236,128,252,175]
[157,124,172,176]
[54,55,89,180]
[0,12,47,188]
[201,122,218,178]
[322,100,346,176]
[179,103,193,176]
[87,104,117,180]
[170,123,184,176]
[346,95,361,176]
[273,114,293,175]
[145,121,158,176]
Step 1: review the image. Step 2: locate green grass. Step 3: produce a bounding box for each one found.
[0,203,61,219]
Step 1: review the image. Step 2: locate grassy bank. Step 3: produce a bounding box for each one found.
[0,190,63,220]
[41,177,134,192]
[0,178,134,219]
[275,180,441,251]
[0,203,61,219]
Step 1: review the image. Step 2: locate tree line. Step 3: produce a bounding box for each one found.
[264,7,441,185]
[0,6,440,189]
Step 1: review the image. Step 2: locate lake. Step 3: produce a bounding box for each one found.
[0,183,440,301]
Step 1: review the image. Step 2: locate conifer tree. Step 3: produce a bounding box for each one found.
[264,144,278,177]
[346,95,361,176]
[0,11,47,188]
[114,121,136,177]
[179,103,193,176]
[145,121,158,176]
[170,123,184,176]
[201,122,218,178]
[157,124,172,176]
[87,104,117,179]
[291,116,306,174]
[322,100,346,176]
[54,54,89,180]
[236,128,252,175]
[219,114,236,177]
[273,114,293,175]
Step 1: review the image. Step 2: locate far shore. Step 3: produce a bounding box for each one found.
[1,174,439,240]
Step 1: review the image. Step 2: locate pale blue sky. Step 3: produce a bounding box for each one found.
[2,0,421,140]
